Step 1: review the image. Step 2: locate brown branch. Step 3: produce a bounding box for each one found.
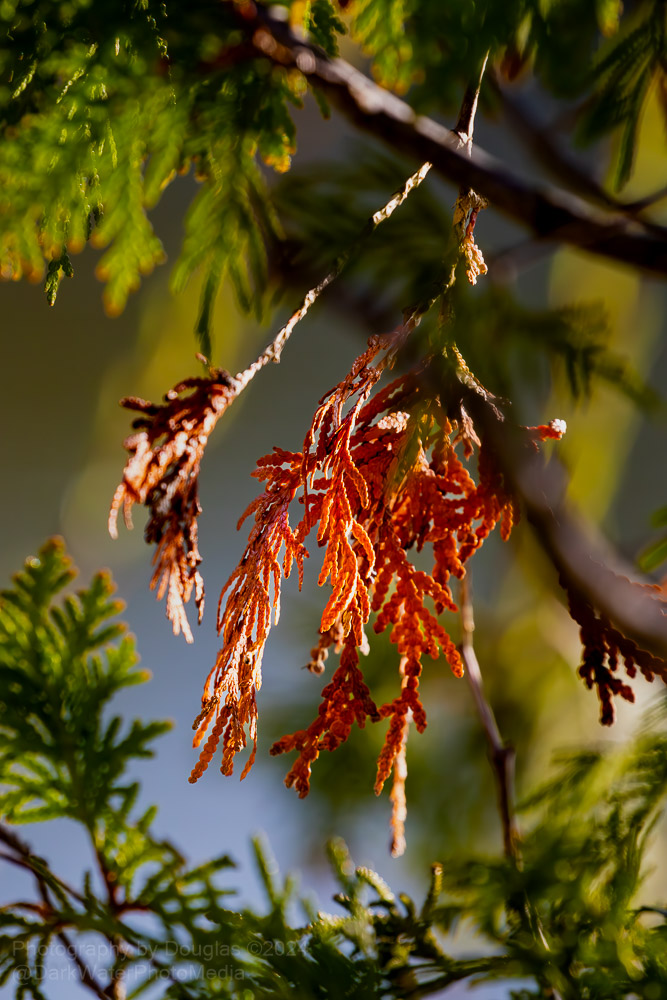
[460,575,519,862]
[490,75,667,232]
[94,844,120,909]
[92,843,127,1000]
[624,185,667,214]
[490,78,627,213]
[58,930,114,1000]
[0,826,87,906]
[234,2,667,277]
[456,381,667,662]
[452,45,520,879]
[454,53,489,143]
[460,586,562,1000]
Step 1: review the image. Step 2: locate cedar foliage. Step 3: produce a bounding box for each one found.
[2,544,667,999]
[108,367,237,642]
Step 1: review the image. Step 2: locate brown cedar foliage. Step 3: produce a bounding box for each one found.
[111,332,667,852]
[567,583,667,725]
[109,368,236,643]
[186,333,567,852]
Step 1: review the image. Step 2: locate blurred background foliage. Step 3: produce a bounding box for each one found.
[3,542,667,999]
[1,0,667,996]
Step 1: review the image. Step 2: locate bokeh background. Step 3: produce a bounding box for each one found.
[2,63,667,998]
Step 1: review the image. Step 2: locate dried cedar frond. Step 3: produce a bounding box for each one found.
[567,584,667,725]
[190,328,404,783]
[305,616,367,675]
[453,193,488,286]
[109,368,236,643]
[189,446,308,783]
[271,636,380,797]
[191,333,567,856]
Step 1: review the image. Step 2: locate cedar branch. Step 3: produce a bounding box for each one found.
[457,379,667,662]
[455,56,519,864]
[235,2,667,277]
[460,576,519,863]
[460,580,564,1000]
[490,74,667,228]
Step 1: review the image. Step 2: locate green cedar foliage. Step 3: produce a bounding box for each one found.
[0,0,293,326]
[0,0,663,346]
[2,542,667,999]
[577,0,667,189]
[0,538,169,826]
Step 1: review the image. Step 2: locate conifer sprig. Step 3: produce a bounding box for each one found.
[0,538,168,828]
[2,0,665,328]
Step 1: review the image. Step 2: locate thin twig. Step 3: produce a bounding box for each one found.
[92,844,128,1000]
[0,825,87,906]
[454,52,489,143]
[460,575,519,862]
[453,65,519,863]
[56,930,113,1000]
[94,843,120,909]
[460,582,566,1000]
[0,823,111,1000]
[231,160,433,394]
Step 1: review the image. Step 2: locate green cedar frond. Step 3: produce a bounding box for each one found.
[448,283,658,411]
[309,0,345,56]
[595,0,623,37]
[347,0,416,93]
[0,538,169,828]
[44,250,74,306]
[0,2,295,339]
[342,0,609,112]
[578,0,666,188]
[170,137,283,327]
[639,535,667,573]
[0,0,661,342]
